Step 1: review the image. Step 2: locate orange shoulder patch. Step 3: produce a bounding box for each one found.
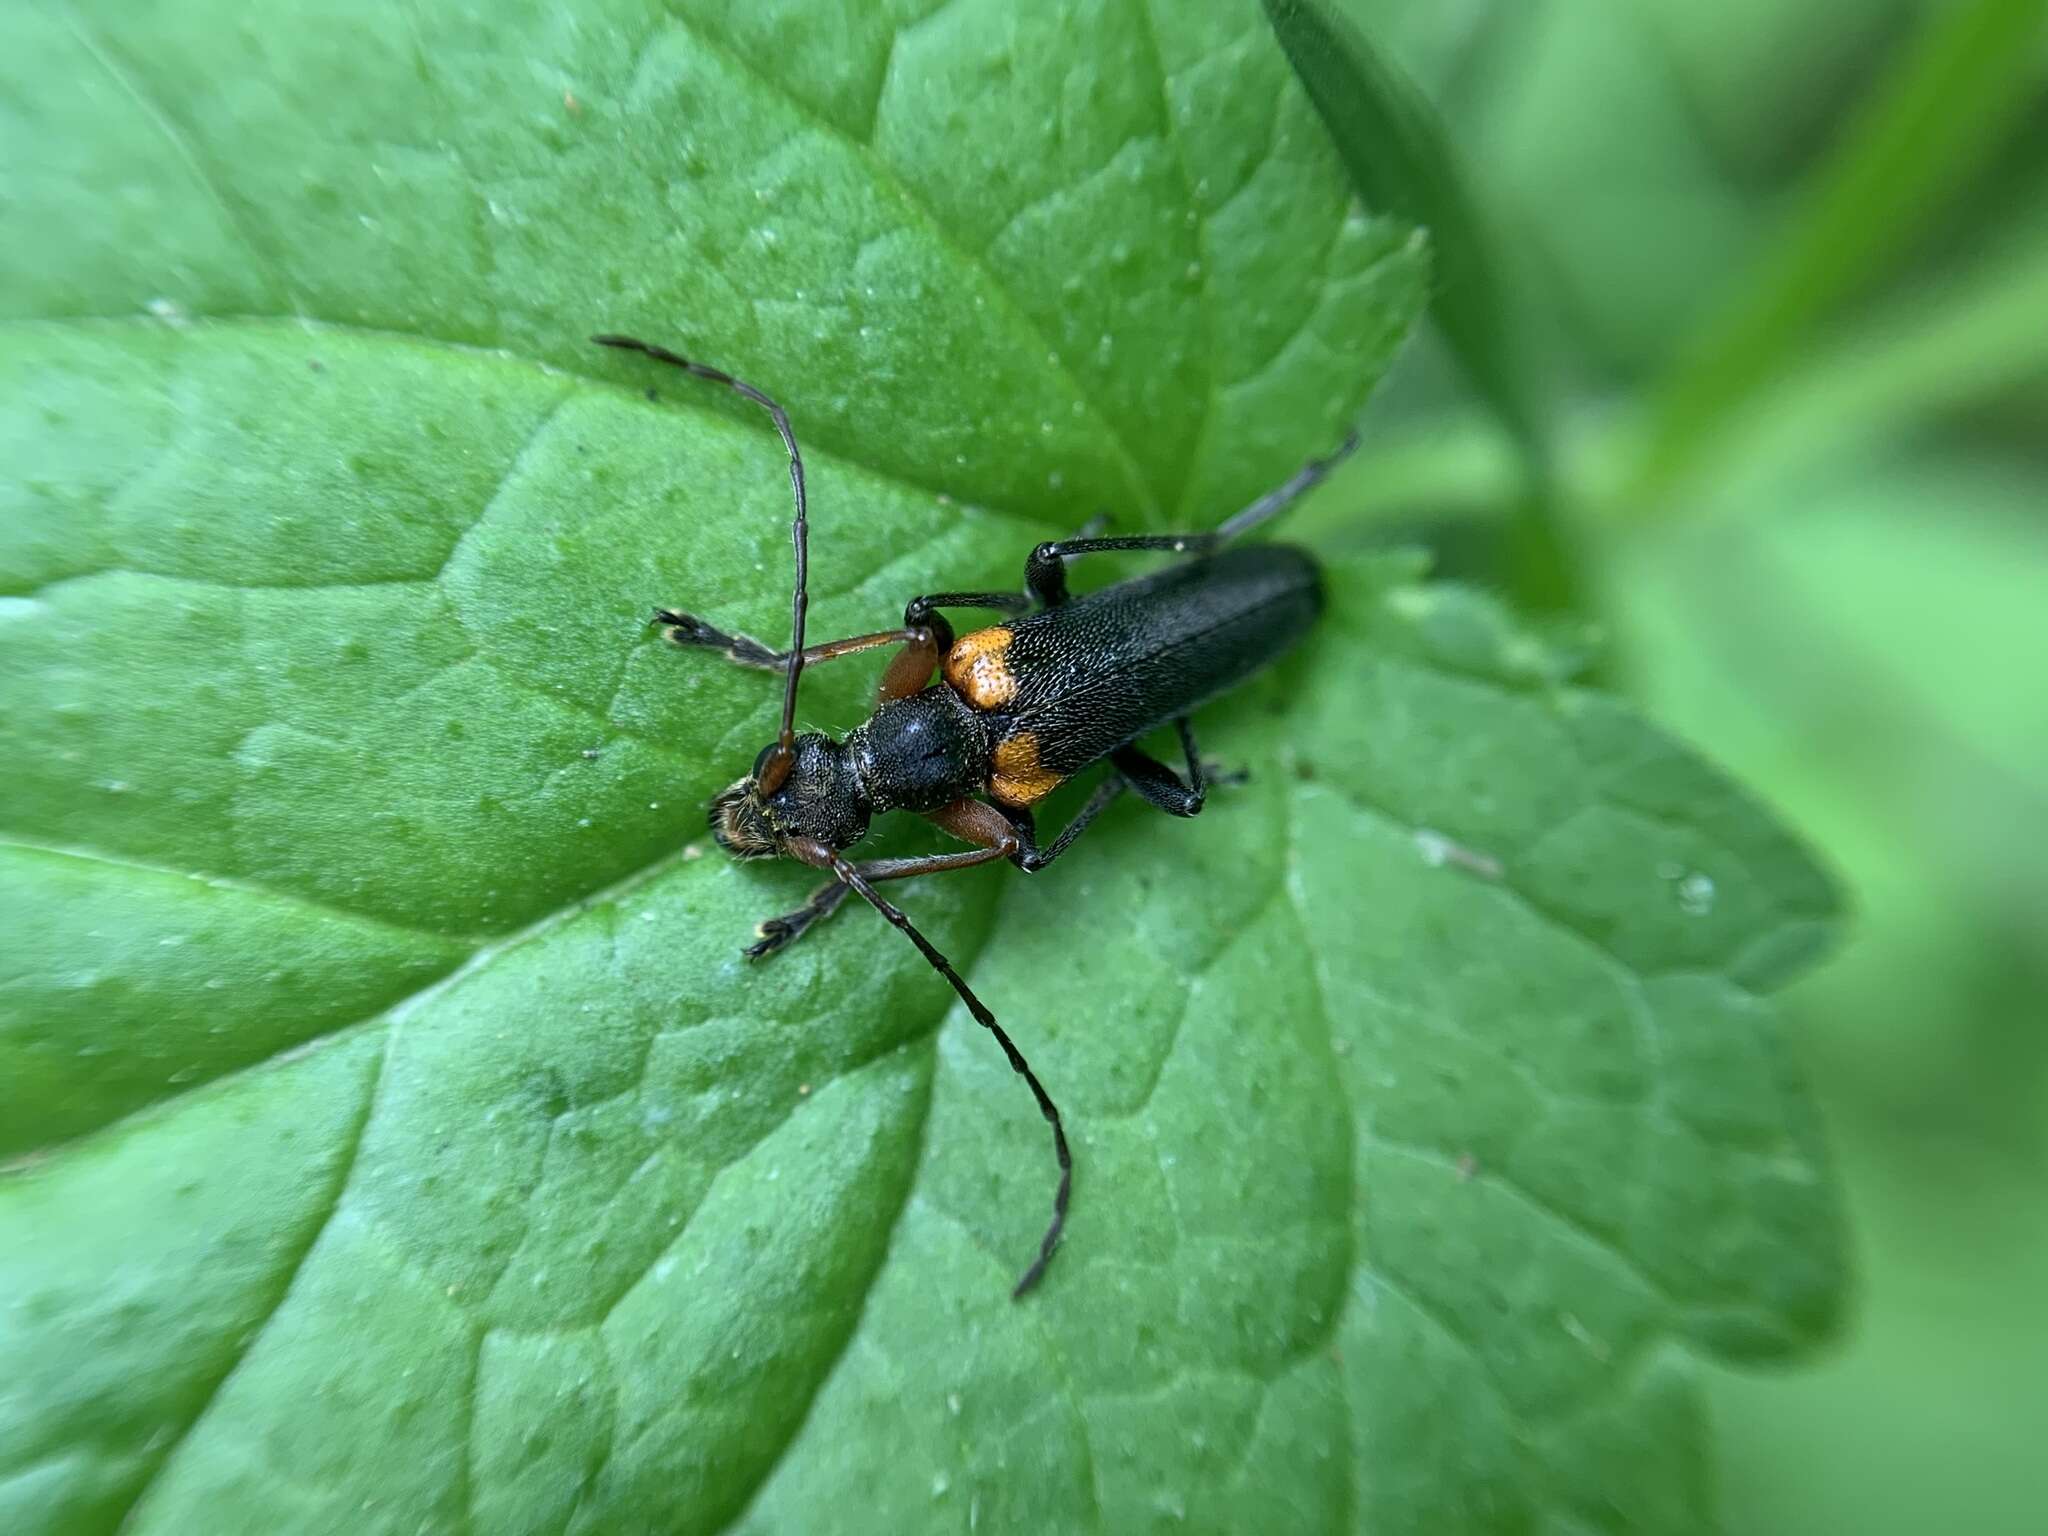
[990,731,1062,807]
[943,627,1017,710]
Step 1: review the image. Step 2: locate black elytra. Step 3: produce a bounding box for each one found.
[595,333,1353,1298]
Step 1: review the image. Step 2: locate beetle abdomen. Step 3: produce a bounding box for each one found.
[947,544,1321,805]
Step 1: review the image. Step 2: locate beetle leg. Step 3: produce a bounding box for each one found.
[745,878,854,957]
[653,611,919,673]
[1112,745,1203,817]
[875,628,943,702]
[903,592,1032,627]
[875,592,1034,701]
[930,723,1235,876]
[746,843,1011,958]
[1025,534,1215,606]
[1214,430,1360,539]
[1021,777,1126,871]
[924,791,1116,876]
[1112,718,1244,817]
[1024,433,1359,605]
[923,779,1125,875]
[678,587,1031,703]
[922,796,1028,856]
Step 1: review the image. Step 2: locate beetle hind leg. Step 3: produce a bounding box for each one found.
[1023,434,1359,606]
[1114,718,1244,817]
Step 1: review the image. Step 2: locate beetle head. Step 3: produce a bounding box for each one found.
[709,732,870,861]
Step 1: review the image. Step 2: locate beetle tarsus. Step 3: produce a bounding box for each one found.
[744,924,792,960]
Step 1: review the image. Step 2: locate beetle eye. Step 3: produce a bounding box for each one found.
[753,740,797,795]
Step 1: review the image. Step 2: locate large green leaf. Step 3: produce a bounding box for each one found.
[2,2,1840,1532]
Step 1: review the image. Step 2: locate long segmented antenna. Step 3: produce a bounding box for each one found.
[823,851,1071,1299]
[594,334,809,791]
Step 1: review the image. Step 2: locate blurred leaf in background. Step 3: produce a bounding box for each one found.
[1325,0,2048,1531]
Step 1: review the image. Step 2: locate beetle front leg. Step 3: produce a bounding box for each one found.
[653,610,921,673]
[651,610,786,667]
[745,876,854,958]
[672,591,1032,699]
[745,843,1013,958]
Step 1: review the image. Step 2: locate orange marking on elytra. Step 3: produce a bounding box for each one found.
[990,731,1062,807]
[943,627,1018,709]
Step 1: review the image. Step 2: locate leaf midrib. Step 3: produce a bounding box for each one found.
[0,314,1087,535]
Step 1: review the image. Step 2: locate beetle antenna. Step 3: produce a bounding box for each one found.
[594,334,810,787]
[828,854,1071,1299]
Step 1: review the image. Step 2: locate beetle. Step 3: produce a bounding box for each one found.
[596,333,1353,1296]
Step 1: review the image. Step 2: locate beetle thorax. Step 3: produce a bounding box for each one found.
[847,689,991,814]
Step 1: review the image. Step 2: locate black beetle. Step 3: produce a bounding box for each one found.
[597,334,1351,1296]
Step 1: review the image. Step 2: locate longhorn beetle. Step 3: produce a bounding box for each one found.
[596,333,1352,1297]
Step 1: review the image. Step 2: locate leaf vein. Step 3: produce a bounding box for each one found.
[108,1033,386,1527]
[1128,0,1220,522]
[716,1038,943,1532]
[3,314,1093,537]
[0,833,484,948]
[654,6,1158,518]
[53,2,295,310]
[1364,1132,1680,1316]
[1280,787,1359,1372]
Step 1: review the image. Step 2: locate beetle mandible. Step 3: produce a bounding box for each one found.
[596,334,1354,1296]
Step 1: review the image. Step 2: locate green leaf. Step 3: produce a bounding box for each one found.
[1332,0,1759,384]
[3,3,1840,1533]
[1260,0,1543,461]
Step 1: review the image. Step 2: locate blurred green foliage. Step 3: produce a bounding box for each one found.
[1323,1,2048,1530]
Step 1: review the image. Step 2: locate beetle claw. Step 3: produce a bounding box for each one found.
[745,919,794,960]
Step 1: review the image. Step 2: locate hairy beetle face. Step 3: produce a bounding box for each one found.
[708,778,778,859]
[707,733,870,861]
